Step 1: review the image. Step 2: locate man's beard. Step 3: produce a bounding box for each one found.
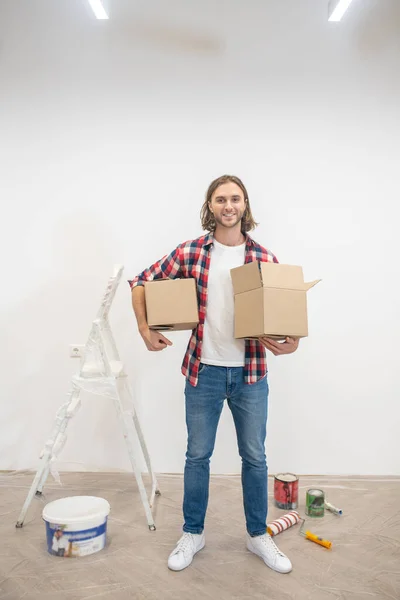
[214,212,244,228]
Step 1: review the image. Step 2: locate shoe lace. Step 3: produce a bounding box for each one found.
[262,534,286,557]
[174,532,195,554]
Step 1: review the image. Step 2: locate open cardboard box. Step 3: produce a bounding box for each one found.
[231,262,320,340]
[144,278,199,331]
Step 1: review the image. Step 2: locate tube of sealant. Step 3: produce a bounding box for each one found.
[325,501,343,516]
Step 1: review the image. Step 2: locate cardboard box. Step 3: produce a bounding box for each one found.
[230,262,320,340]
[144,278,199,331]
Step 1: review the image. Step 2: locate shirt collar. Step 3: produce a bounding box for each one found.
[202,231,254,250]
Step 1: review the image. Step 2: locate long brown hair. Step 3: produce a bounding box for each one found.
[200,175,258,233]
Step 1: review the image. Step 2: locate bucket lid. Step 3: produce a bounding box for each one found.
[307,488,324,497]
[275,473,298,483]
[42,496,110,525]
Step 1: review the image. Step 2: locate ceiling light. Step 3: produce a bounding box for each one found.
[328,0,354,22]
[87,0,108,20]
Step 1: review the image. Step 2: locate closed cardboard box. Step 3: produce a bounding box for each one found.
[144,278,199,331]
[230,262,320,340]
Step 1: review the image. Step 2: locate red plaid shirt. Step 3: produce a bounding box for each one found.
[128,233,278,386]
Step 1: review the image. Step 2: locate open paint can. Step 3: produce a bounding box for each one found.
[306,489,325,517]
[42,496,110,558]
[274,473,299,510]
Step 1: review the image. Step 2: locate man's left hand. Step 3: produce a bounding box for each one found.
[258,336,299,356]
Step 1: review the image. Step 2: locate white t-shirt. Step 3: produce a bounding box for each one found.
[52,534,69,552]
[201,239,246,366]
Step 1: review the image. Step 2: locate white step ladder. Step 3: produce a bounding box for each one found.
[16,265,160,531]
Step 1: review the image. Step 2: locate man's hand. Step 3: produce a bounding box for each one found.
[140,326,173,352]
[258,336,299,356]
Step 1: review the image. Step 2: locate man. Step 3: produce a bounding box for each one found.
[129,175,299,574]
[51,528,70,557]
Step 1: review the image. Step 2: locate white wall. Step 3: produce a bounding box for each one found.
[1,0,399,476]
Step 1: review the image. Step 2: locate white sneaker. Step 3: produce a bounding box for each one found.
[168,532,205,571]
[246,533,292,574]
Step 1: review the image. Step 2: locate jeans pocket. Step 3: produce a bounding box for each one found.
[198,363,208,375]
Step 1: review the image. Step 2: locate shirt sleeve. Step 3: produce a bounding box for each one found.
[128,245,182,290]
[260,247,279,264]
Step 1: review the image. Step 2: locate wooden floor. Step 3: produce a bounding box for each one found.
[1,472,399,600]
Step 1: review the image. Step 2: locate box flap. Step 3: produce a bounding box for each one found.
[230,261,262,294]
[301,279,322,291]
[259,263,305,289]
[231,262,321,293]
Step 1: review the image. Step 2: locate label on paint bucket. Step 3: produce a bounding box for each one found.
[42,495,110,558]
[306,489,325,517]
[274,473,299,510]
[45,520,107,557]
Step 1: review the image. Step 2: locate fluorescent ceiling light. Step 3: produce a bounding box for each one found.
[88,0,108,20]
[328,0,354,22]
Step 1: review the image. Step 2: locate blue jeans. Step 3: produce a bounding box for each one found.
[183,364,269,537]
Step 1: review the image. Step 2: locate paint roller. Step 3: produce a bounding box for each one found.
[267,511,332,549]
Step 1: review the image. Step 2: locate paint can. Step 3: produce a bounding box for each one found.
[306,489,325,517]
[274,473,299,510]
[267,511,300,536]
[42,496,110,557]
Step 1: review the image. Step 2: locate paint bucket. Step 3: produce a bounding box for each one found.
[306,489,325,517]
[42,496,110,558]
[274,473,299,509]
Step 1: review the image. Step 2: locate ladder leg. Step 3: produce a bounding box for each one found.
[16,387,81,527]
[113,390,156,530]
[131,410,160,506]
[16,452,52,527]
[118,377,161,505]
[36,464,51,495]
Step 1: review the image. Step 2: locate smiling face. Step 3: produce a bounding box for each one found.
[200,174,258,235]
[208,181,247,231]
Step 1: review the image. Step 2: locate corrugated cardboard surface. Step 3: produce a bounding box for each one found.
[232,262,320,339]
[145,278,199,331]
[231,261,262,294]
[259,262,306,290]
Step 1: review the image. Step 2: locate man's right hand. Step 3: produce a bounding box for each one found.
[140,326,173,352]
